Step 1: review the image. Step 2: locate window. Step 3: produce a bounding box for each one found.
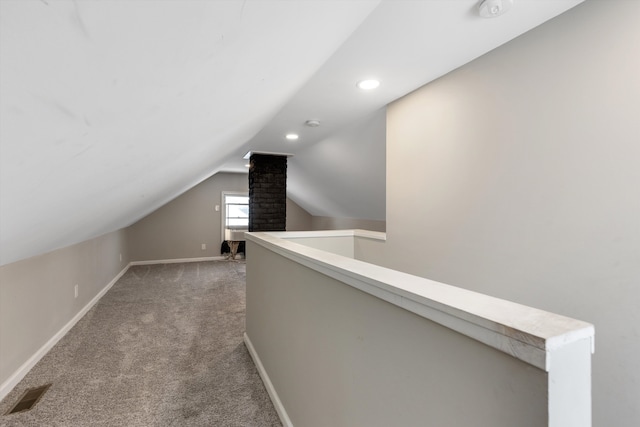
[222,193,248,240]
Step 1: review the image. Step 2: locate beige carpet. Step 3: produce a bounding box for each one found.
[0,261,282,426]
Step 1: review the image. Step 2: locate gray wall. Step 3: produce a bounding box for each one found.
[0,230,129,389]
[286,198,312,231]
[287,107,386,223]
[127,172,249,261]
[125,167,382,262]
[310,216,385,232]
[246,240,549,427]
[287,199,386,232]
[127,172,334,260]
[379,1,639,425]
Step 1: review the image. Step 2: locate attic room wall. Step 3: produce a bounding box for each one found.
[380,1,639,425]
[310,216,385,232]
[286,198,312,231]
[0,229,129,394]
[126,172,248,261]
[127,172,314,260]
[287,199,386,232]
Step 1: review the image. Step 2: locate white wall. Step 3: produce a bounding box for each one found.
[381,1,639,425]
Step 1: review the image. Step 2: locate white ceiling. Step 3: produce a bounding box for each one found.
[0,0,584,266]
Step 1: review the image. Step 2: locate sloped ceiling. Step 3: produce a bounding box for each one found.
[0,0,584,266]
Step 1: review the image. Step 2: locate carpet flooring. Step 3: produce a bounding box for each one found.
[0,261,282,426]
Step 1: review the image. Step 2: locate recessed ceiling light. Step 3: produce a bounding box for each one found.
[305,120,321,127]
[478,0,513,18]
[357,79,380,90]
[285,133,299,141]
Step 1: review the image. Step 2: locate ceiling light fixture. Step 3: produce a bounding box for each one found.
[356,79,380,90]
[305,120,321,127]
[478,0,513,18]
[285,133,299,141]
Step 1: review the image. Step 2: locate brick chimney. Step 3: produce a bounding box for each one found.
[248,153,287,232]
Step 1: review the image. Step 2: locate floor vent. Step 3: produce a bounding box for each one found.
[5,384,51,415]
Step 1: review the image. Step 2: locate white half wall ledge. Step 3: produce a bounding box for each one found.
[267,229,386,241]
[245,230,594,372]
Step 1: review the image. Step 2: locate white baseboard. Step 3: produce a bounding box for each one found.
[130,256,226,266]
[1,257,236,402]
[244,332,293,427]
[0,263,130,402]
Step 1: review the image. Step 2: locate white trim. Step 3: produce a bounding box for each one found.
[0,263,130,401]
[245,231,594,372]
[221,191,249,244]
[0,256,240,402]
[244,333,293,427]
[129,256,226,266]
[266,229,385,241]
[269,229,355,238]
[353,229,386,241]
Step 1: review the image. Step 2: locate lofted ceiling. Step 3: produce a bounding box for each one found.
[0,0,584,266]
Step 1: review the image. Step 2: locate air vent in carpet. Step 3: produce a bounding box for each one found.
[5,384,51,415]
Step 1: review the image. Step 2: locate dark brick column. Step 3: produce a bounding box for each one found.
[249,154,287,232]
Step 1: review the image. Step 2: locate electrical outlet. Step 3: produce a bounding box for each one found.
[74,284,78,298]
[201,243,206,250]
[215,205,220,212]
